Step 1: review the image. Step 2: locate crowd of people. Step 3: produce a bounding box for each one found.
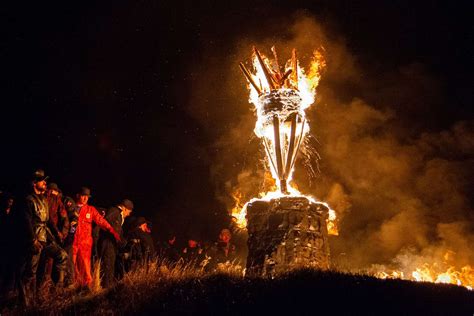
[0,169,244,307]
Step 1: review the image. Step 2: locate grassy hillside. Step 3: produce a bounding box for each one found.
[4,263,473,315]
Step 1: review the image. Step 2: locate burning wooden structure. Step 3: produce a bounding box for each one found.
[239,47,331,276]
[246,196,330,276]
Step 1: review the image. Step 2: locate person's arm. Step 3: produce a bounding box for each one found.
[105,209,121,238]
[58,200,70,239]
[92,207,120,242]
[105,209,127,247]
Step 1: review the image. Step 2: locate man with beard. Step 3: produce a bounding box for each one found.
[72,187,120,288]
[19,170,68,305]
[98,199,133,288]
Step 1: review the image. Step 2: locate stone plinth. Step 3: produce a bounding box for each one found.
[246,196,330,276]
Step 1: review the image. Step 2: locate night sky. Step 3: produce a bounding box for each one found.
[1,1,472,242]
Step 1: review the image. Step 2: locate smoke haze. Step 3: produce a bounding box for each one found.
[186,13,474,270]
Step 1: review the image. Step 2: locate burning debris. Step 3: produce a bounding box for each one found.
[235,47,334,275]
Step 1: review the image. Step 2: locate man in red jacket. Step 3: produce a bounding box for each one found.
[72,187,120,287]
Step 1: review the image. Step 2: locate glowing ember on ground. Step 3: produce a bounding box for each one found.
[232,46,337,234]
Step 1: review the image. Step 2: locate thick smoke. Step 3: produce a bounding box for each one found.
[187,14,474,271]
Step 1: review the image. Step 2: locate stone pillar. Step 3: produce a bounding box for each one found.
[246,196,330,276]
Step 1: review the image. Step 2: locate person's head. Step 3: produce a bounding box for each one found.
[118,199,134,218]
[47,183,60,196]
[168,236,176,245]
[3,196,14,214]
[76,187,91,205]
[64,197,75,209]
[219,229,232,243]
[188,239,198,248]
[139,222,151,233]
[32,169,48,194]
[134,216,150,232]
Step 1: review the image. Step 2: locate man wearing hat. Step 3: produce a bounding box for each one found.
[127,216,155,267]
[38,183,70,288]
[72,187,120,288]
[19,170,68,305]
[98,199,133,288]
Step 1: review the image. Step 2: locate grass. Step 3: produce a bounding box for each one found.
[2,260,473,315]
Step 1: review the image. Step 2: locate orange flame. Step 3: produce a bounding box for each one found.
[234,47,337,234]
[372,252,473,290]
[230,189,247,228]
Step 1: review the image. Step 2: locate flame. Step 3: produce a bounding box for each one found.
[246,47,325,191]
[247,47,326,110]
[233,47,337,234]
[372,252,473,290]
[230,181,338,235]
[230,189,247,228]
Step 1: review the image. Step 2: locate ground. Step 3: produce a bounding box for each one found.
[4,263,472,315]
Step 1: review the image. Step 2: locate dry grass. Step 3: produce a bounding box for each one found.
[1,259,242,314]
[90,259,103,294]
[4,260,472,315]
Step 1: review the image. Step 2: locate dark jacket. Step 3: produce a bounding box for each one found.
[46,193,69,240]
[99,206,124,249]
[182,246,204,265]
[24,193,57,244]
[159,241,180,263]
[207,241,237,270]
[128,229,155,262]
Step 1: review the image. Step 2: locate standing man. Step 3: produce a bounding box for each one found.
[20,170,68,305]
[72,187,120,288]
[62,196,78,288]
[40,183,70,287]
[127,217,155,267]
[46,183,69,242]
[99,199,133,288]
[182,238,204,267]
[160,234,179,263]
[207,229,237,271]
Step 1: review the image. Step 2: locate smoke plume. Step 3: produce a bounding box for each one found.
[186,13,474,271]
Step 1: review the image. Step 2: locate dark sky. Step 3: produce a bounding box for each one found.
[1,1,472,240]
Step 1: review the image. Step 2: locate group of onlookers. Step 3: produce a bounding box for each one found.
[0,169,244,307]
